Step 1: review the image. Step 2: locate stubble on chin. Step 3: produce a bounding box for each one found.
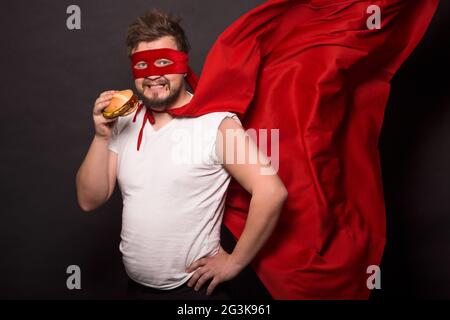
[139,84,182,109]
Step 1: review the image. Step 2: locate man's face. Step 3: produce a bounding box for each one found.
[132,36,185,109]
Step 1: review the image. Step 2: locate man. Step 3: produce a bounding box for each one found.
[75,10,287,300]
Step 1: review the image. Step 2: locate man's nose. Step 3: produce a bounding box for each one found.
[146,75,162,80]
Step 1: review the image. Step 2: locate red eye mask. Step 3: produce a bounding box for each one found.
[130,48,189,79]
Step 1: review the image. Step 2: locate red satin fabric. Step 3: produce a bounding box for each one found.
[163,0,438,298]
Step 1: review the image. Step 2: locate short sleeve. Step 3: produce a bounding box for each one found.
[108,118,120,154]
[209,112,242,165]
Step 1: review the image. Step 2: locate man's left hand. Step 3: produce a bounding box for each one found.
[186,247,243,295]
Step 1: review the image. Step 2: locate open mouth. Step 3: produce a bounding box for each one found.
[144,82,169,89]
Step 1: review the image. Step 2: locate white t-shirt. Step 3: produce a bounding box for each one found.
[108,98,240,290]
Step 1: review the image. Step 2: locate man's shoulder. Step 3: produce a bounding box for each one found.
[195,111,240,124]
[187,112,241,132]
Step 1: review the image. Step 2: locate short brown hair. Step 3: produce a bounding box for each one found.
[126,10,190,56]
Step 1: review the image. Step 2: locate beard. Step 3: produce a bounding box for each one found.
[139,77,183,110]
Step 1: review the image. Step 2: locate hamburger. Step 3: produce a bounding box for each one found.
[102,89,139,119]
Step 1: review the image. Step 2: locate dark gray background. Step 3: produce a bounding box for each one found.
[0,0,449,299]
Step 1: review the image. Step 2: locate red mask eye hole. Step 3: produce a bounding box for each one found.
[134,61,148,70]
[154,59,174,67]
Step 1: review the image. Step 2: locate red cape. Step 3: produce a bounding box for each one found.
[172,0,438,299]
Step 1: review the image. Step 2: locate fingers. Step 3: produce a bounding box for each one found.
[194,271,213,291]
[93,100,112,115]
[186,258,208,273]
[100,90,117,97]
[96,94,115,104]
[96,91,117,107]
[187,267,209,288]
[189,271,222,295]
[185,254,230,295]
[206,278,220,296]
[93,91,116,116]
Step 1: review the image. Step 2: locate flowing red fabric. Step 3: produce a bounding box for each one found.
[168,0,438,299]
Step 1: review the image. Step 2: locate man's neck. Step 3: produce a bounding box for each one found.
[150,90,193,123]
[168,90,193,110]
[148,90,191,112]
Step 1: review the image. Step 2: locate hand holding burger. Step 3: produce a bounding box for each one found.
[92,89,138,139]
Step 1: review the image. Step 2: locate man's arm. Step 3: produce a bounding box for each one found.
[76,141,117,212]
[186,117,288,295]
[75,90,118,212]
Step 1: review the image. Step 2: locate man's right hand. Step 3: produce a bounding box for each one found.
[93,90,118,139]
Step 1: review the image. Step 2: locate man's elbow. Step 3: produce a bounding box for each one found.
[76,191,104,213]
[278,185,288,203]
[77,199,96,213]
[75,181,108,213]
[273,184,288,208]
[255,181,288,206]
